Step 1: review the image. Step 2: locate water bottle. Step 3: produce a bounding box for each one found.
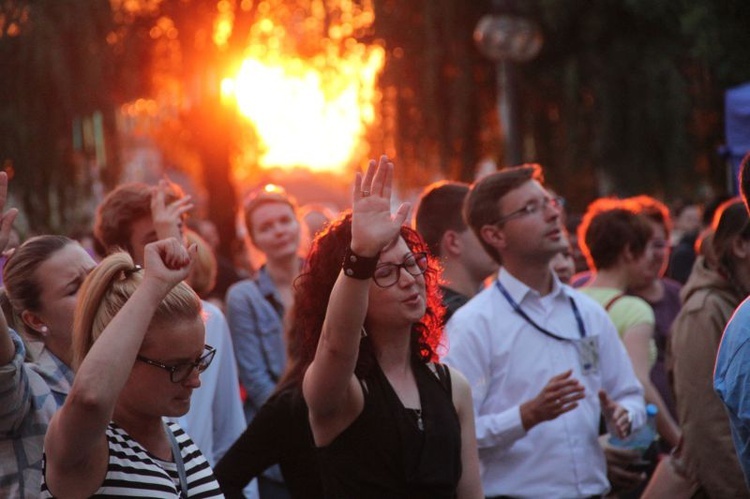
[608,403,658,454]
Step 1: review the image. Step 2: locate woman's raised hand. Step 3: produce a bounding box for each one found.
[142,237,196,290]
[351,155,410,257]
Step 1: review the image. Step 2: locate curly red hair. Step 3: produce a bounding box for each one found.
[279,211,444,390]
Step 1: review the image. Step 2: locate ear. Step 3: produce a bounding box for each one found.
[20,310,48,337]
[479,224,506,251]
[621,245,635,263]
[440,230,463,257]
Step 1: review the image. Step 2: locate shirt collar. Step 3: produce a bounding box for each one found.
[26,337,75,394]
[498,267,567,305]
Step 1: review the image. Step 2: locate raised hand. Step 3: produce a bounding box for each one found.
[142,237,196,291]
[520,369,586,430]
[350,155,410,257]
[151,179,193,241]
[600,389,632,439]
[0,172,18,255]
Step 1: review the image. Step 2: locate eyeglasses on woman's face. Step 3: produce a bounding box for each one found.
[136,344,216,383]
[373,252,429,288]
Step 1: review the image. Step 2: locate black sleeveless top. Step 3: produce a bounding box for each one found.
[317,361,462,499]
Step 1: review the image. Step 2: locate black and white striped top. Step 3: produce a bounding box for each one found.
[41,421,224,498]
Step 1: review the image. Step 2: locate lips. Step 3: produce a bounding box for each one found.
[403,293,421,305]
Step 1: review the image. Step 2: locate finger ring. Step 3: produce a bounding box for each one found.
[361,190,370,197]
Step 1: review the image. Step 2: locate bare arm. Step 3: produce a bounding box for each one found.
[622,323,680,447]
[43,238,195,496]
[0,170,20,365]
[449,367,484,499]
[302,156,409,446]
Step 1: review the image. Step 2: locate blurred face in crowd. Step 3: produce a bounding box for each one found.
[249,201,301,260]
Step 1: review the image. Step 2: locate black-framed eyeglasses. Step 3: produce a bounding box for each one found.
[373,252,429,288]
[136,344,216,383]
[495,195,565,226]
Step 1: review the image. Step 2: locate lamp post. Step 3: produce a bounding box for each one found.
[474,11,543,167]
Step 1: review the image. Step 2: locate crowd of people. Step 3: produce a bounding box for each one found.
[2,152,750,498]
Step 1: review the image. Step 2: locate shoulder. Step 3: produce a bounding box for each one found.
[227,278,261,298]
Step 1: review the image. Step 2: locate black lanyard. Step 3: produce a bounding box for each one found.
[495,280,586,340]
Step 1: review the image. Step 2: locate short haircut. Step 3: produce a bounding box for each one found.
[623,195,672,239]
[94,181,185,255]
[414,181,470,257]
[577,198,652,270]
[464,164,543,263]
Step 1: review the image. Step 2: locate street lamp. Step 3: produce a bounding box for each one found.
[474,13,543,167]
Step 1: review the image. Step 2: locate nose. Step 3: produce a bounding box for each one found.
[183,367,202,389]
[396,265,418,287]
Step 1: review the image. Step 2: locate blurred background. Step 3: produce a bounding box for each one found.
[2,0,750,258]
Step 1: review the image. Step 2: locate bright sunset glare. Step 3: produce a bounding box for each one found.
[218,1,384,175]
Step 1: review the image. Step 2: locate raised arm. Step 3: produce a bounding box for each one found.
[302,156,409,444]
[0,170,20,366]
[43,238,194,497]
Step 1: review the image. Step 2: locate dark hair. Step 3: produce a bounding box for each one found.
[241,184,298,244]
[712,198,750,278]
[94,181,185,255]
[623,195,672,239]
[415,181,470,257]
[277,211,444,391]
[1,235,75,334]
[578,198,653,270]
[464,164,542,263]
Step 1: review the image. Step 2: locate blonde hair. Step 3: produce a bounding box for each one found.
[185,228,217,297]
[72,251,202,370]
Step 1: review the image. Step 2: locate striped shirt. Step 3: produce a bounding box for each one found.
[41,421,224,498]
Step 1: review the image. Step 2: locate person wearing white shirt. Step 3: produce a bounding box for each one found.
[444,164,646,498]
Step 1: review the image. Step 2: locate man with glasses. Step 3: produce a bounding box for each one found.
[95,181,245,468]
[444,164,645,498]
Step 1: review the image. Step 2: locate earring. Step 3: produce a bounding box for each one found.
[40,325,49,333]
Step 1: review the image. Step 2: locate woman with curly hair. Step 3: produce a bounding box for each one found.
[299,156,482,499]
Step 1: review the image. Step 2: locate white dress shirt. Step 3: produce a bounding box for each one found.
[444,268,645,498]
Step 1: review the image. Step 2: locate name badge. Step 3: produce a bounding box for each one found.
[575,336,599,374]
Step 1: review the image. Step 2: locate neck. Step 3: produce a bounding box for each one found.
[441,261,484,298]
[630,278,663,302]
[45,338,73,367]
[503,258,555,296]
[733,260,750,295]
[265,253,300,286]
[368,324,412,370]
[588,267,628,291]
[113,407,170,459]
